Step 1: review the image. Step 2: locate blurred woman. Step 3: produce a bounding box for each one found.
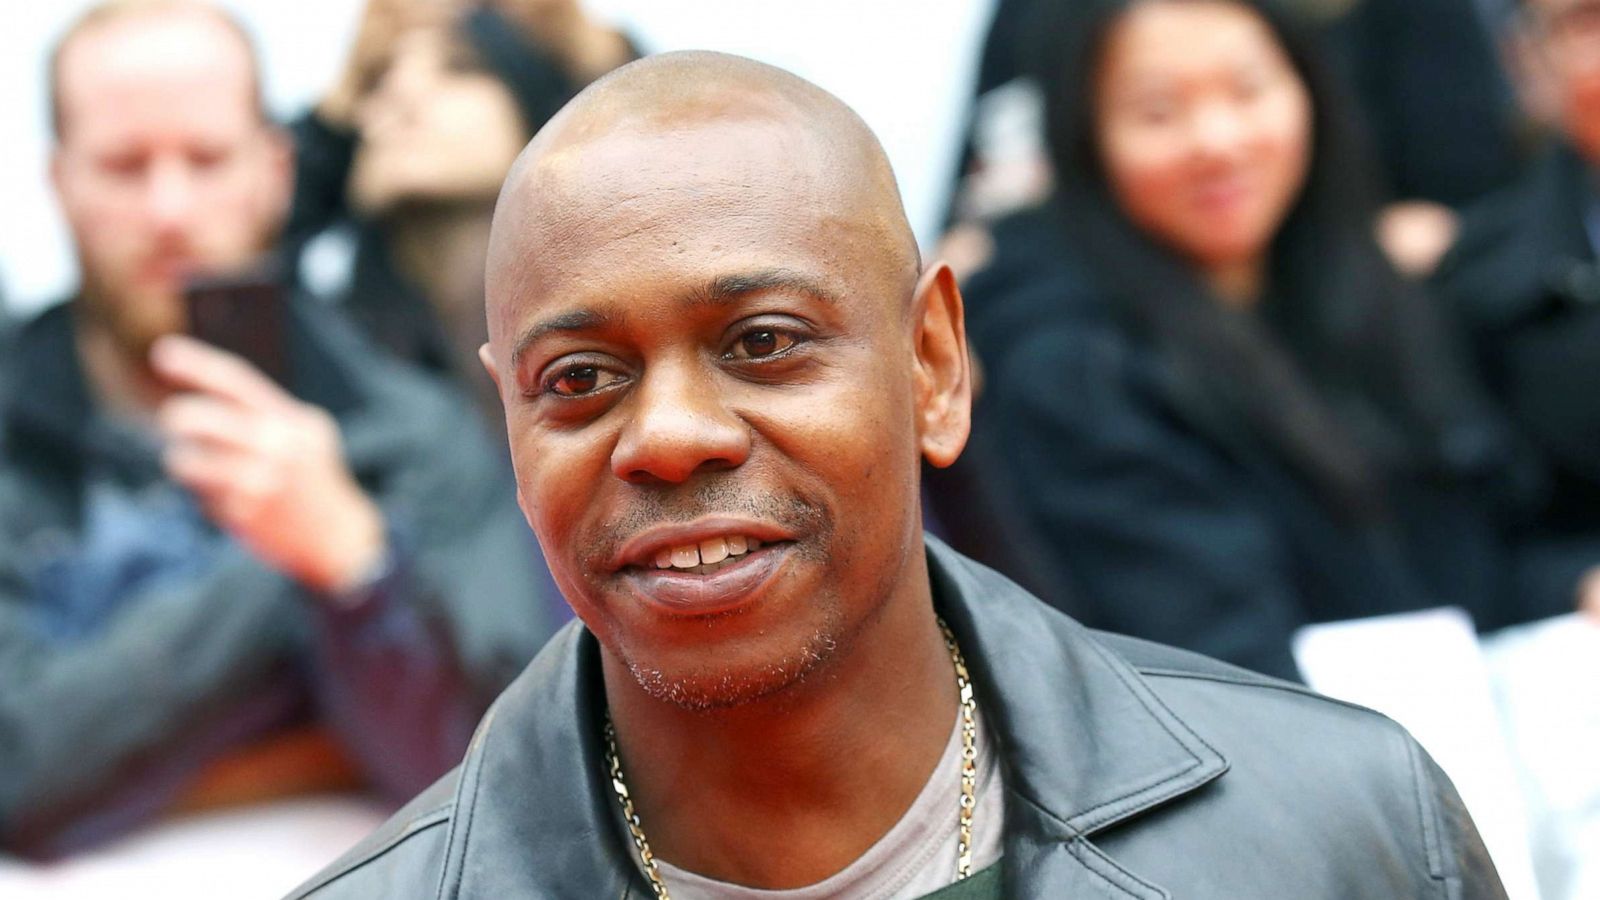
[958,0,1577,678]
[286,0,633,421]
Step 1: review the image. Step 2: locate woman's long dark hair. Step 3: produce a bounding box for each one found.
[1023,0,1507,521]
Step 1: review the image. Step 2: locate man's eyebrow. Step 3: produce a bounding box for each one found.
[510,309,611,369]
[507,271,836,368]
[694,269,842,307]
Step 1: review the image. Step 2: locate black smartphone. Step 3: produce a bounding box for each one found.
[183,267,290,386]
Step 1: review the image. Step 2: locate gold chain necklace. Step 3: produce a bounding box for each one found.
[603,617,979,899]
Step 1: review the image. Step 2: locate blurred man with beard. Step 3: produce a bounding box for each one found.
[0,0,559,857]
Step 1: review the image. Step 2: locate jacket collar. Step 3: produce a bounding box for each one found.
[2,302,94,464]
[928,537,1228,898]
[440,536,1228,898]
[437,619,637,899]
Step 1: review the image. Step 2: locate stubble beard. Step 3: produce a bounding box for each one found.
[78,274,183,364]
[622,605,846,712]
[591,484,855,711]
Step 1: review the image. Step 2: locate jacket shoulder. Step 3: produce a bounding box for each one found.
[1094,630,1502,896]
[1095,628,1406,729]
[288,771,459,900]
[1093,630,1300,687]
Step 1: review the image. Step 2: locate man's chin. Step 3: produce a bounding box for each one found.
[79,285,185,361]
[622,627,841,713]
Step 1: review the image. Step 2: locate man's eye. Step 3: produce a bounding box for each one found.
[726,329,798,361]
[101,154,145,179]
[189,146,231,171]
[543,364,622,397]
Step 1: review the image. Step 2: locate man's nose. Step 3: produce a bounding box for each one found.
[144,157,198,231]
[611,360,752,485]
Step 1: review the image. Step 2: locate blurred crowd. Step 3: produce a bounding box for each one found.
[1,0,1598,894]
[937,0,1600,681]
[0,0,614,858]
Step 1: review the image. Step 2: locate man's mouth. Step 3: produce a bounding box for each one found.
[647,534,764,575]
[142,253,199,286]
[612,517,799,616]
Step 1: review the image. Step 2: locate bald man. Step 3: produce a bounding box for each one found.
[291,52,1505,899]
[0,0,560,855]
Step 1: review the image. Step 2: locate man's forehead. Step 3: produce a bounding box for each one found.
[491,206,860,337]
[525,115,838,231]
[58,11,255,132]
[485,52,920,345]
[488,118,877,305]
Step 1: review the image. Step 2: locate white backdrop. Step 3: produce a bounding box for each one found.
[0,0,993,317]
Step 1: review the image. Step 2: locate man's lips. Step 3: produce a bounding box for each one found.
[620,540,794,617]
[609,516,799,572]
[142,255,198,286]
[608,515,801,617]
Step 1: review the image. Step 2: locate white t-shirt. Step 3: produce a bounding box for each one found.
[652,704,1005,900]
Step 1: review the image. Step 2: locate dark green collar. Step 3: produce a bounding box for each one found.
[919,862,1001,899]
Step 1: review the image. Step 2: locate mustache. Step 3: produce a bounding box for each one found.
[142,233,201,266]
[592,482,829,559]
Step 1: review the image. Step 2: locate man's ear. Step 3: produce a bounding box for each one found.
[479,342,504,397]
[910,261,972,469]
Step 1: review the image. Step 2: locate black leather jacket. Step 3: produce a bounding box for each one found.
[290,538,1505,899]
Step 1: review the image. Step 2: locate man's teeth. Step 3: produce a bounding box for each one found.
[652,536,763,571]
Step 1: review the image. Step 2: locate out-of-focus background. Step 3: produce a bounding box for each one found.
[5,0,1600,897]
[0,0,993,320]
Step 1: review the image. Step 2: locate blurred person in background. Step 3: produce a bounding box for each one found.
[286,0,635,421]
[1433,0,1600,620]
[0,0,560,857]
[1325,0,1529,276]
[954,0,1594,680]
[937,0,1526,287]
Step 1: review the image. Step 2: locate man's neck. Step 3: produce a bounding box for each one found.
[601,565,960,890]
[75,313,168,421]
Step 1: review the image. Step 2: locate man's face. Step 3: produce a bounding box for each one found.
[1529,0,1600,161]
[51,13,289,358]
[487,116,933,709]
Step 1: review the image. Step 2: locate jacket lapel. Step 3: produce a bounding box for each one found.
[440,623,649,899]
[926,537,1228,898]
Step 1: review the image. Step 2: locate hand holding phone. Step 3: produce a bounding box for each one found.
[183,268,289,386]
[151,334,386,594]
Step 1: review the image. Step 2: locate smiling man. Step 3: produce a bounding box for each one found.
[292,51,1505,899]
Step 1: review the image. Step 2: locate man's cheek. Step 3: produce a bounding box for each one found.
[516,470,561,537]
[520,461,593,567]
[521,487,588,607]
